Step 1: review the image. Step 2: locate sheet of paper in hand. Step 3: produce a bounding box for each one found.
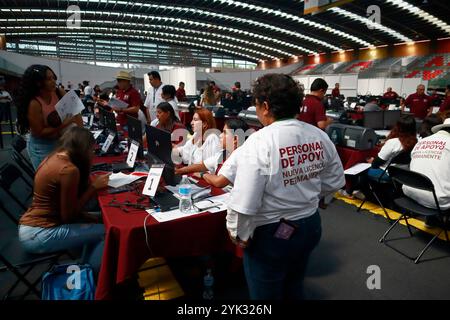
[55,90,85,121]
[109,97,129,110]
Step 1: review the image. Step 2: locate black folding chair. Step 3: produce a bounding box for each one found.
[0,163,74,299]
[357,151,411,222]
[10,135,35,182]
[379,165,450,264]
[0,244,63,300]
[0,163,33,212]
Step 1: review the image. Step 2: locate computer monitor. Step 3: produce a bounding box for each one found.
[126,115,144,159]
[145,125,181,186]
[383,110,401,129]
[363,111,384,129]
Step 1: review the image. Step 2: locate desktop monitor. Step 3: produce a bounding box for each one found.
[383,110,401,129]
[145,125,181,186]
[126,115,144,159]
[362,111,384,129]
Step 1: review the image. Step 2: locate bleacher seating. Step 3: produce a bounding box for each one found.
[405,54,450,80]
[345,61,373,73]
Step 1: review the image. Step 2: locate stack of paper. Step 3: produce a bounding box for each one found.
[108,172,146,188]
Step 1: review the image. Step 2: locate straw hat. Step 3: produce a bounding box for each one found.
[431,118,450,133]
[115,70,132,81]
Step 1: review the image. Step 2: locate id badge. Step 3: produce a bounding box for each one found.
[274,219,297,240]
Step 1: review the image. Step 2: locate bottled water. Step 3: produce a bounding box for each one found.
[331,130,338,144]
[202,269,214,300]
[178,175,193,213]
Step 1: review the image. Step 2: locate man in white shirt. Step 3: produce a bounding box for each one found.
[403,118,450,226]
[83,80,92,103]
[227,74,345,300]
[144,71,164,124]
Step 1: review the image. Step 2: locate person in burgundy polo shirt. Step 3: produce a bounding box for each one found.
[404,84,431,119]
[439,85,450,113]
[112,70,142,127]
[331,83,340,98]
[298,78,333,130]
[383,87,399,100]
[176,81,187,102]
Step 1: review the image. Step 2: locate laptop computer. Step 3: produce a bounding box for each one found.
[145,125,181,186]
[126,115,144,159]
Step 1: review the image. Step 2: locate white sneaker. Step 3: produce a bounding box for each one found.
[352,190,366,201]
[338,189,354,199]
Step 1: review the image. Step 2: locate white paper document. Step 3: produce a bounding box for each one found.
[375,130,391,137]
[146,192,230,223]
[108,97,129,110]
[91,129,103,140]
[344,163,371,175]
[107,172,146,188]
[55,90,85,121]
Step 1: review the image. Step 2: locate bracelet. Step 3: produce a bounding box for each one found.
[200,172,205,179]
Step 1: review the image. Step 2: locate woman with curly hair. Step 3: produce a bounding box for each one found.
[16,65,82,169]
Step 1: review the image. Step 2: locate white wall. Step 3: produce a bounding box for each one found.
[0,51,146,88]
[294,74,359,97]
[357,77,428,96]
[197,62,303,92]
[293,73,428,97]
[144,67,197,96]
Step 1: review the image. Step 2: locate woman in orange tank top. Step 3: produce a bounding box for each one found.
[16,65,83,169]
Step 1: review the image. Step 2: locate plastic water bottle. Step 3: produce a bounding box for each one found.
[178,175,193,213]
[202,269,214,300]
[331,130,338,144]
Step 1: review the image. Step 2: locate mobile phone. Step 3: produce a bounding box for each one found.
[274,219,297,240]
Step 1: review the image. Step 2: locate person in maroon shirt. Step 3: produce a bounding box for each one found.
[403,84,431,119]
[331,83,340,98]
[176,81,187,102]
[298,78,333,130]
[112,71,143,127]
[439,85,450,112]
[383,87,399,99]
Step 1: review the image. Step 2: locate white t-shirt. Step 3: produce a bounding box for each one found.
[218,147,241,184]
[168,99,181,120]
[177,133,221,165]
[403,131,450,210]
[149,99,181,127]
[84,86,93,96]
[377,138,404,169]
[0,90,12,101]
[203,150,224,174]
[137,109,147,134]
[144,84,164,122]
[227,119,345,240]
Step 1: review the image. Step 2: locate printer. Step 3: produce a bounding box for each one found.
[326,123,378,150]
[238,107,263,129]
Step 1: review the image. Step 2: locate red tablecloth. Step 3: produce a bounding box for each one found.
[94,155,239,300]
[336,145,379,170]
[179,111,193,127]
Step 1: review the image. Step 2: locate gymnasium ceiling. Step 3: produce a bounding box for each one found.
[1,0,449,64]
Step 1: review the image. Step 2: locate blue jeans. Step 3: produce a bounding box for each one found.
[367,168,391,182]
[27,135,58,170]
[18,223,105,273]
[243,211,322,300]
